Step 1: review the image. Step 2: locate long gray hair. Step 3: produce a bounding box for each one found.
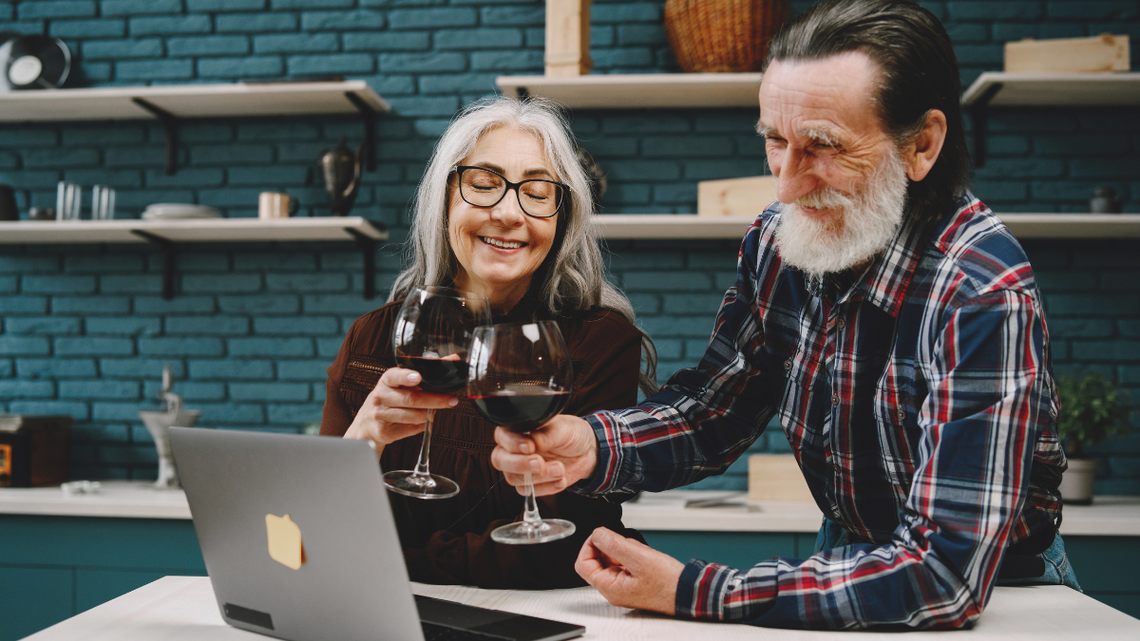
[389,96,658,395]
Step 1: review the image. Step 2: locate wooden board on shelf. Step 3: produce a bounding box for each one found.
[545,0,592,76]
[1004,35,1130,74]
[496,73,763,109]
[0,81,390,123]
[0,217,388,244]
[749,455,814,503]
[698,176,777,217]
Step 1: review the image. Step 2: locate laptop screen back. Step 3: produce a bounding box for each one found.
[170,427,424,641]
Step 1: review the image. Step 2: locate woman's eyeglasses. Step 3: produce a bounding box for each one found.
[453,166,568,219]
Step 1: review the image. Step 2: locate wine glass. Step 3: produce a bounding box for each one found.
[385,286,490,499]
[467,320,576,544]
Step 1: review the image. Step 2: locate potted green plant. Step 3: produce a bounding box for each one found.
[1056,372,1133,504]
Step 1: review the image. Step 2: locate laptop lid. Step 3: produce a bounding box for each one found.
[171,427,424,641]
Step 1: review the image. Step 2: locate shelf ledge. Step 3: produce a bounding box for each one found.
[0,80,390,122]
[0,217,388,300]
[0,216,387,244]
[496,72,763,109]
[962,71,1140,108]
[590,213,1140,240]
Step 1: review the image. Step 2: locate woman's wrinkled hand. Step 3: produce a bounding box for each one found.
[343,367,458,457]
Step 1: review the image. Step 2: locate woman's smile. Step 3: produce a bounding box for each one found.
[480,236,527,250]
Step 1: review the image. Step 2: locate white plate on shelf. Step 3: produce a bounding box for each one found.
[142,204,220,220]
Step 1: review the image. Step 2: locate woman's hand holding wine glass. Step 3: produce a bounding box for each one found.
[383,286,490,500]
[468,320,577,544]
[343,368,459,453]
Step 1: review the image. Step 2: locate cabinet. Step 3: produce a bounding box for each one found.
[497,72,1140,238]
[2,485,1138,641]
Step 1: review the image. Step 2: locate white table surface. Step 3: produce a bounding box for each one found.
[22,575,1140,641]
[3,481,1139,536]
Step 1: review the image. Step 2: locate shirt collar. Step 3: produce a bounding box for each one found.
[836,193,979,317]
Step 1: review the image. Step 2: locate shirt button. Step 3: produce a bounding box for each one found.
[836,318,846,330]
[784,359,793,371]
[897,409,906,422]
[832,394,840,406]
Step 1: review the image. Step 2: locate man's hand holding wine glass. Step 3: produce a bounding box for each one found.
[491,414,597,496]
[492,412,685,612]
[344,368,459,457]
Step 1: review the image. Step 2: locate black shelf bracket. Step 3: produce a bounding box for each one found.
[345,226,379,299]
[968,82,1003,169]
[132,98,180,176]
[344,91,378,172]
[130,229,178,300]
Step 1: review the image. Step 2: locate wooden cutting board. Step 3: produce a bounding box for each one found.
[698,175,778,218]
[748,454,815,502]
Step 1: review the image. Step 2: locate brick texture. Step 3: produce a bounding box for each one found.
[0,0,1137,492]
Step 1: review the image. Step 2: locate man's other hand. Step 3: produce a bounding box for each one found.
[575,527,684,615]
[491,414,598,496]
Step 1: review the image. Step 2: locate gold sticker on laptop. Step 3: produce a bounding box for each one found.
[266,513,306,570]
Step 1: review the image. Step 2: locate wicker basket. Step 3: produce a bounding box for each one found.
[664,0,790,73]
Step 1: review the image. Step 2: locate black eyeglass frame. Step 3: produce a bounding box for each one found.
[451,165,570,219]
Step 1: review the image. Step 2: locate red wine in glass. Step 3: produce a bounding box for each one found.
[467,320,576,544]
[471,387,570,432]
[385,286,490,500]
[396,355,468,393]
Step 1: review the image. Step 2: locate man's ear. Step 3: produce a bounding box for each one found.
[903,109,947,182]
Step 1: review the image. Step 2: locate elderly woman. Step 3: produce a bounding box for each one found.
[321,97,656,589]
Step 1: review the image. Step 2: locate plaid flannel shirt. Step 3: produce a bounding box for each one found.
[578,193,1066,630]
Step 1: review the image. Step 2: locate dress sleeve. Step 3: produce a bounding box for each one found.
[401,310,646,589]
[319,315,358,438]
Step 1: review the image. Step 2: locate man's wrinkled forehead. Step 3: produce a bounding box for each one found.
[756,52,885,141]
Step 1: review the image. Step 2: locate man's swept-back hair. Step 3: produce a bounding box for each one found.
[390,95,658,395]
[765,0,970,226]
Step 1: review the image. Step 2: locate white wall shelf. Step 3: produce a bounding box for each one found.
[0,217,388,300]
[0,81,389,122]
[496,73,763,109]
[0,81,390,174]
[0,216,386,244]
[960,72,1140,166]
[962,72,1140,108]
[590,213,1140,240]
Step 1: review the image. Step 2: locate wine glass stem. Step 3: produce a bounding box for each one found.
[521,473,543,528]
[411,409,436,482]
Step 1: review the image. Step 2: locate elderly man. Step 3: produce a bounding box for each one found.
[492,0,1077,631]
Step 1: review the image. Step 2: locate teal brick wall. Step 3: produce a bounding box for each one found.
[1,0,1139,493]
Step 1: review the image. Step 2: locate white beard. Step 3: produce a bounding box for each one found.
[774,150,909,279]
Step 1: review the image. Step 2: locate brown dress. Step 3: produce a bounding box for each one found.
[321,298,644,589]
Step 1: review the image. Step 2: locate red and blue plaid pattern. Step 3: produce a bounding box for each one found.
[579,194,1066,629]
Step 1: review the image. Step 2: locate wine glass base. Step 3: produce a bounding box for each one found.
[383,471,459,500]
[491,518,575,545]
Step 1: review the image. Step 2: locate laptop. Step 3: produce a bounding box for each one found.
[169,427,586,641]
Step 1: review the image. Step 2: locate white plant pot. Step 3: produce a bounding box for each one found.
[1058,457,1098,505]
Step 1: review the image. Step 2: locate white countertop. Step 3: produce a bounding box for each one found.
[0,481,191,519]
[2,482,1138,536]
[26,575,1140,640]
